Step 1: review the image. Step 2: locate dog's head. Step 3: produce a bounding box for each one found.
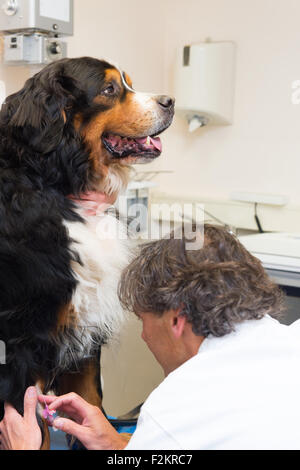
[0,57,174,195]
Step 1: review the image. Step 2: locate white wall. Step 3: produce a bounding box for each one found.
[0,65,30,96]
[149,0,300,229]
[69,0,165,94]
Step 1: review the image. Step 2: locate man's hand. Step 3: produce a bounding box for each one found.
[38,392,128,450]
[0,387,42,450]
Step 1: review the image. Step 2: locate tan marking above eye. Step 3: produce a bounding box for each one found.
[104,68,122,87]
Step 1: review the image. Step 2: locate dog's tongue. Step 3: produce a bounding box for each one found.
[135,136,162,152]
[103,134,163,155]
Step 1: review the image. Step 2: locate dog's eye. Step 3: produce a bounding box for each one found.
[102,84,115,96]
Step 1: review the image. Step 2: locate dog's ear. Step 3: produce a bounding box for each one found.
[3,63,80,154]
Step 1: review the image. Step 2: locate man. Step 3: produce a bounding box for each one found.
[1,224,300,450]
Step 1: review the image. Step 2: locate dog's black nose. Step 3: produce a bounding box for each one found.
[157,95,175,109]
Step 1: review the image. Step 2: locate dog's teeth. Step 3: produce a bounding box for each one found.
[146,136,151,146]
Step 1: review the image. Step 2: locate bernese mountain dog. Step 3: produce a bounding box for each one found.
[0,56,174,448]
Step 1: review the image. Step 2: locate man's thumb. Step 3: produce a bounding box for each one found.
[24,386,38,423]
[53,417,85,441]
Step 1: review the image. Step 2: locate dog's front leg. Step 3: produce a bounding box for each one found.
[56,349,103,409]
[40,420,51,450]
[54,349,102,449]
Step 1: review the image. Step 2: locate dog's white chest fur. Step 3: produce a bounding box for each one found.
[62,211,132,366]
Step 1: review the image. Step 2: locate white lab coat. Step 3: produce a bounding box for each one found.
[126,315,300,450]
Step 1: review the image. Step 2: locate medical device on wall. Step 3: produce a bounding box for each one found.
[0,0,73,65]
[174,41,236,132]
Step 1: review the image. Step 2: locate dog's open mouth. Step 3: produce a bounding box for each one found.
[102,133,162,160]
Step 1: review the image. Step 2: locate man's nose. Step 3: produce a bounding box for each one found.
[156,95,175,110]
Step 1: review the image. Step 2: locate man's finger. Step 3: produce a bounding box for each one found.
[47,394,90,419]
[23,387,38,424]
[53,417,87,441]
[38,395,58,405]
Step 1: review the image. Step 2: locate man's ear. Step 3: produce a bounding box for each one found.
[171,309,187,339]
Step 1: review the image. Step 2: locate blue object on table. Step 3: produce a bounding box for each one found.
[107,415,137,435]
[50,428,69,450]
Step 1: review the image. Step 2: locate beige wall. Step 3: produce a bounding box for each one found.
[0,63,29,97]
[150,0,300,213]
[102,315,164,417]
[69,0,165,94]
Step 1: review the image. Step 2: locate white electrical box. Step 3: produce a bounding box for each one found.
[3,33,67,64]
[174,41,236,131]
[0,0,73,36]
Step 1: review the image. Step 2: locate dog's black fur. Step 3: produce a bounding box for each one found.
[0,57,115,421]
